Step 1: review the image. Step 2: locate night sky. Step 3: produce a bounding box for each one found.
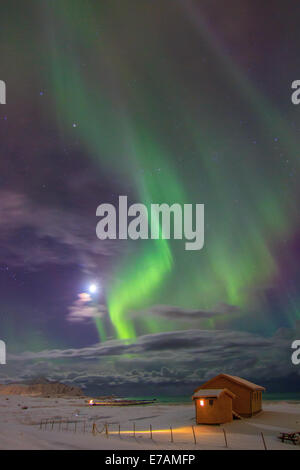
[1,0,300,396]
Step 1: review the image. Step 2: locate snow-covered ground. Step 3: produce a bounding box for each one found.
[0,396,299,450]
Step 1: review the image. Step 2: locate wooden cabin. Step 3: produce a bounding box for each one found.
[192,388,236,424]
[194,374,265,418]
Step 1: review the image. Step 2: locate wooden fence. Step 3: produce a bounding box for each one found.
[38,418,269,449]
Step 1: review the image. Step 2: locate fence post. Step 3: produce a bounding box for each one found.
[261,432,267,450]
[150,424,153,440]
[133,422,136,438]
[44,419,48,430]
[170,426,174,443]
[105,422,109,438]
[223,428,228,448]
[92,422,96,435]
[40,420,43,430]
[51,420,54,431]
[118,424,121,438]
[192,426,197,444]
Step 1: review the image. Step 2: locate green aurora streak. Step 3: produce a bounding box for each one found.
[42,1,300,340]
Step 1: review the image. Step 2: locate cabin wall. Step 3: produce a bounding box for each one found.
[251,390,262,414]
[195,395,233,424]
[198,377,252,416]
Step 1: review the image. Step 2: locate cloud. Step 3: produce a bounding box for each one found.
[0,190,120,272]
[67,293,108,323]
[6,328,273,361]
[6,326,298,384]
[140,302,240,320]
[2,324,299,398]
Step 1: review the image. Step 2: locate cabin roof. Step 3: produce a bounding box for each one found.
[192,388,236,399]
[195,373,265,392]
[220,374,266,391]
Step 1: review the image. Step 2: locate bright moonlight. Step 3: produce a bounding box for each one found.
[89,284,98,294]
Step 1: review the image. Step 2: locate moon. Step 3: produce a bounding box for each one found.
[89,283,98,294]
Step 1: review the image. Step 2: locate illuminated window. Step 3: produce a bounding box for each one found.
[200,399,204,406]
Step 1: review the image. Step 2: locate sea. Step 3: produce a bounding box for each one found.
[127,393,300,404]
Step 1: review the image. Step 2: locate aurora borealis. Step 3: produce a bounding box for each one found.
[1,0,300,396]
